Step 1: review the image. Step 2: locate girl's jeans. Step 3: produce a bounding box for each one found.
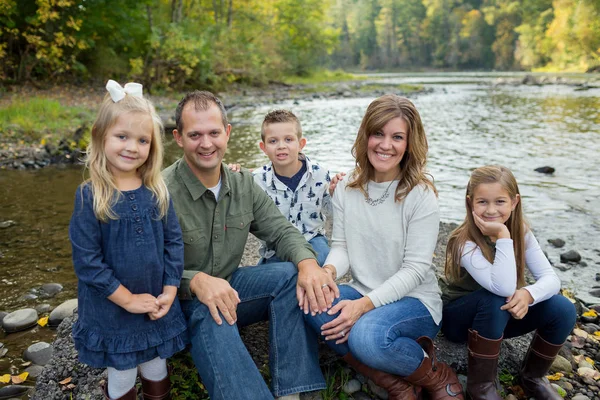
[441,289,576,345]
[304,285,440,377]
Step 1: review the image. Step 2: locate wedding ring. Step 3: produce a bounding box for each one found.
[340,330,346,337]
[321,283,328,288]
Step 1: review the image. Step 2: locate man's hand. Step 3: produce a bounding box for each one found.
[190,272,240,325]
[501,288,533,319]
[296,259,339,316]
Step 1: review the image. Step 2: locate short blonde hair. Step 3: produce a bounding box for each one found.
[261,109,302,141]
[85,92,168,222]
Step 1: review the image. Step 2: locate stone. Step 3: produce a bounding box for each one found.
[35,304,52,314]
[555,264,572,272]
[579,359,595,370]
[1,308,38,333]
[24,364,45,378]
[17,293,38,302]
[551,355,573,374]
[551,383,567,398]
[596,273,600,282]
[48,299,77,327]
[548,238,566,248]
[367,379,388,399]
[558,380,574,391]
[572,395,591,400]
[504,395,518,400]
[561,250,582,263]
[534,166,555,174]
[590,289,600,298]
[0,220,16,229]
[39,283,63,298]
[342,379,362,395]
[0,385,34,398]
[23,342,53,366]
[0,311,7,322]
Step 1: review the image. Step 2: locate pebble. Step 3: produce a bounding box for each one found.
[367,380,387,399]
[0,220,16,229]
[48,299,77,327]
[2,308,38,333]
[552,383,567,398]
[39,283,63,298]
[24,364,45,378]
[555,263,572,271]
[590,289,600,298]
[551,354,573,373]
[548,238,566,248]
[35,304,52,314]
[561,250,582,263]
[342,379,362,394]
[572,395,591,400]
[23,342,53,366]
[0,385,34,398]
[534,166,555,174]
[0,311,6,322]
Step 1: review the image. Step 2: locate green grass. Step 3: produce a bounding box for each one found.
[0,97,94,142]
[283,69,366,85]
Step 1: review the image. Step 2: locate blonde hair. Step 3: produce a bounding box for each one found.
[261,109,302,141]
[85,92,169,222]
[445,165,527,287]
[348,94,436,201]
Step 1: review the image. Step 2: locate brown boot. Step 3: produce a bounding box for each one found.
[519,332,563,400]
[466,330,503,400]
[404,337,464,400]
[139,368,171,400]
[342,353,422,400]
[101,381,137,400]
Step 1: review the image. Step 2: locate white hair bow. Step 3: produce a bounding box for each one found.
[105,79,143,102]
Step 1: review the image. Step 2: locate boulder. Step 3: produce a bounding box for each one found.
[2,308,38,333]
[24,342,53,366]
[48,299,77,327]
[561,250,582,263]
[548,238,566,248]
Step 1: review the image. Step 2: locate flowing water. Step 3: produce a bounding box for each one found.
[1,72,599,378]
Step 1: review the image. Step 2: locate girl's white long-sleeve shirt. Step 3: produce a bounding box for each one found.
[325,177,443,324]
[461,231,561,305]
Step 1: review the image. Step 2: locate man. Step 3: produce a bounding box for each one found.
[163,91,338,400]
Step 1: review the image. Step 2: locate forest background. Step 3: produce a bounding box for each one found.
[1,0,599,91]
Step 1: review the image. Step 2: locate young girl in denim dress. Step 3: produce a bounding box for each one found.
[441,165,576,400]
[69,80,187,400]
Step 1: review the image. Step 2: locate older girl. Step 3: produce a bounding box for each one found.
[69,81,187,400]
[442,165,576,400]
[305,95,463,400]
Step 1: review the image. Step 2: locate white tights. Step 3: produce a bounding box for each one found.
[107,357,167,399]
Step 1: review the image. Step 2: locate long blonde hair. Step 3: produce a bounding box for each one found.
[445,165,527,287]
[85,93,169,222]
[348,94,436,200]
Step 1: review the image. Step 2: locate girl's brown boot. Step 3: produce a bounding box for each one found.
[466,329,503,400]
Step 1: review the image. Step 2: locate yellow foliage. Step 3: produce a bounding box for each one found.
[11,372,29,384]
[0,374,10,384]
[38,316,49,327]
[586,357,595,366]
[583,309,598,318]
[547,372,564,381]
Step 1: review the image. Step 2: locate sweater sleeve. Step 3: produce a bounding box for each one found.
[367,186,439,307]
[460,239,518,297]
[522,231,561,305]
[323,179,350,279]
[68,185,121,298]
[162,197,184,287]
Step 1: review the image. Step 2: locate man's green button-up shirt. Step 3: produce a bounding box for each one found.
[163,158,317,300]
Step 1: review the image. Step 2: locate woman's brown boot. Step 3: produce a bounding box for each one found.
[519,332,563,400]
[342,353,422,400]
[404,336,465,400]
[101,382,137,400]
[140,369,171,400]
[466,329,503,400]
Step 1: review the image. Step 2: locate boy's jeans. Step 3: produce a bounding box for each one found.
[304,285,440,377]
[180,262,325,400]
[261,234,330,266]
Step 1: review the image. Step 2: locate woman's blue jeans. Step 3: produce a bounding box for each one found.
[441,289,576,345]
[180,262,325,400]
[304,285,440,377]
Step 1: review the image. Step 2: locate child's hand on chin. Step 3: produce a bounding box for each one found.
[472,212,510,240]
[149,292,175,320]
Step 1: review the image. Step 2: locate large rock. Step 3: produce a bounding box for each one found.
[561,250,582,263]
[24,342,53,366]
[2,308,38,333]
[48,299,77,327]
[39,283,63,298]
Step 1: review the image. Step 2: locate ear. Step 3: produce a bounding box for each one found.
[299,137,307,150]
[259,141,267,154]
[225,124,232,142]
[511,194,520,211]
[173,129,183,148]
[466,195,472,209]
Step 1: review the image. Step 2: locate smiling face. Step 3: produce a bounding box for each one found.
[104,112,152,180]
[367,117,408,182]
[173,103,231,185]
[259,122,306,177]
[471,182,519,225]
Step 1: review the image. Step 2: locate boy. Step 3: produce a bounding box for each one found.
[253,109,331,266]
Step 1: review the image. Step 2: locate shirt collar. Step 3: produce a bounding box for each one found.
[265,153,312,187]
[177,159,231,201]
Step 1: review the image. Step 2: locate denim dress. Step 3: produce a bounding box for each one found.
[69,183,188,370]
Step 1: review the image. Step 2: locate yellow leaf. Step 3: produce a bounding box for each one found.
[547,372,564,381]
[59,377,72,385]
[583,310,598,317]
[37,316,48,327]
[586,357,595,365]
[595,331,600,337]
[0,374,10,384]
[11,372,28,384]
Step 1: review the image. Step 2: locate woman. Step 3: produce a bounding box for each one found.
[305,95,463,400]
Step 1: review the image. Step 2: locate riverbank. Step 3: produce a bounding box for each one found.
[6,222,597,400]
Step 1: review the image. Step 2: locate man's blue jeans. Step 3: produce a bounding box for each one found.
[261,235,330,267]
[441,289,576,345]
[180,262,326,400]
[304,285,440,377]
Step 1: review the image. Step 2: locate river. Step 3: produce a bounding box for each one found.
[1,72,599,378]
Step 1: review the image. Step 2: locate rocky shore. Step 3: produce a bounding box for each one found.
[15,222,600,400]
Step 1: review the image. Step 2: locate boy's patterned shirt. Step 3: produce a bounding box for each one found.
[253,154,331,259]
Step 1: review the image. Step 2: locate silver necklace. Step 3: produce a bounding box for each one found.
[365,179,397,206]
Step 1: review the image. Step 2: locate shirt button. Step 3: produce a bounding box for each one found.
[129,194,135,200]
[136,227,143,234]
[131,204,138,211]
[214,235,218,239]
[135,216,141,222]
[240,223,244,227]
